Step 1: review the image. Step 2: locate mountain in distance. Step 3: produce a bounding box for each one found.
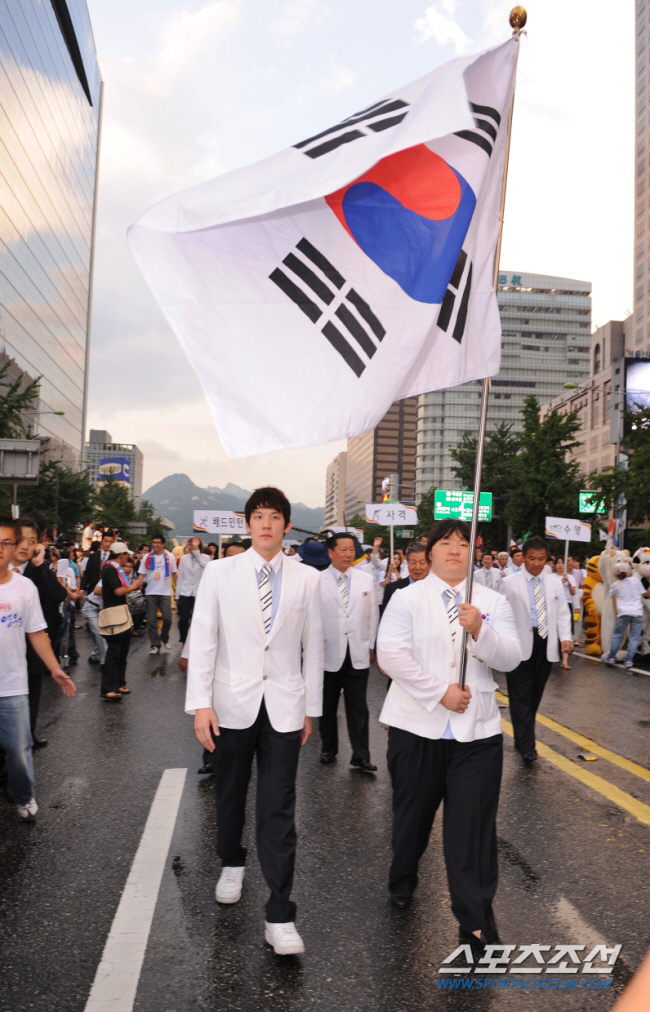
[143,473,325,537]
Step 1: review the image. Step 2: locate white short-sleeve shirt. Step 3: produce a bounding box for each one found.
[0,571,48,697]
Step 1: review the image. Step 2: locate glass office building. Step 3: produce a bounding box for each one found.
[0,0,101,464]
[416,271,592,497]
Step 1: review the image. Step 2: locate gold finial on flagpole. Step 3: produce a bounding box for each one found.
[509,6,527,34]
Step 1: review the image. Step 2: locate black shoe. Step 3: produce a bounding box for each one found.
[350,758,378,772]
[32,737,48,749]
[320,752,337,765]
[459,926,500,958]
[88,656,100,665]
[197,763,214,775]
[522,750,538,763]
[390,892,411,909]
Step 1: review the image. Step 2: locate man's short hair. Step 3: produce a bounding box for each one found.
[0,515,21,540]
[223,541,246,556]
[207,542,218,549]
[509,545,522,557]
[327,532,356,551]
[25,511,49,536]
[426,519,471,561]
[17,517,39,535]
[151,532,165,544]
[245,486,291,526]
[406,544,427,557]
[522,535,549,557]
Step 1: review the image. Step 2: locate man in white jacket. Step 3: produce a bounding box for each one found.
[319,533,378,772]
[188,487,323,956]
[377,519,521,953]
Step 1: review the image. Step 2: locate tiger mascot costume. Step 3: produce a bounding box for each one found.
[582,556,604,656]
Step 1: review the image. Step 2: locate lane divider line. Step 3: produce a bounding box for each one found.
[572,651,650,679]
[84,768,187,1012]
[500,718,650,828]
[495,691,650,784]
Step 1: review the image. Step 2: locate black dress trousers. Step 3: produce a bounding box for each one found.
[211,698,302,923]
[320,646,370,762]
[506,629,552,755]
[101,630,131,694]
[177,595,195,644]
[387,727,503,941]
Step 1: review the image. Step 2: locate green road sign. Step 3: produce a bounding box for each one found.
[579,491,607,514]
[434,490,493,522]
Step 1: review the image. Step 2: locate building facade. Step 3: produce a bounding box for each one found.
[85,429,143,501]
[324,450,347,527]
[0,0,102,465]
[416,271,592,497]
[343,397,418,519]
[636,0,650,352]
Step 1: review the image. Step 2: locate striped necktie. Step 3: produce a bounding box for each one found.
[486,569,493,589]
[444,588,460,645]
[259,563,273,635]
[533,577,548,639]
[337,572,349,610]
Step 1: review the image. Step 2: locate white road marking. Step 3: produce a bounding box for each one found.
[552,895,606,951]
[573,651,650,678]
[84,768,187,1012]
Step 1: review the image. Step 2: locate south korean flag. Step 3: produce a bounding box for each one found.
[129,39,518,458]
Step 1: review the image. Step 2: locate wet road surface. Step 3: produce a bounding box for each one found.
[1,625,649,1011]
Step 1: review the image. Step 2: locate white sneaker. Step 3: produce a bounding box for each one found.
[159,642,170,654]
[264,921,305,955]
[215,866,245,903]
[149,646,160,655]
[17,798,38,822]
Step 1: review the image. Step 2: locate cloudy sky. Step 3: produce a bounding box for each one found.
[84,0,634,505]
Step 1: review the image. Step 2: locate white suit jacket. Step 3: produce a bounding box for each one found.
[377,573,522,741]
[501,568,572,663]
[186,550,324,731]
[473,568,503,594]
[175,550,209,598]
[320,565,378,671]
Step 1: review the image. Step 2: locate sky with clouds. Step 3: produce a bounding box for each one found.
[84,0,634,505]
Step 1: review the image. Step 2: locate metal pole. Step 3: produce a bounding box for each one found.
[458,8,525,690]
[564,538,569,570]
[389,523,394,569]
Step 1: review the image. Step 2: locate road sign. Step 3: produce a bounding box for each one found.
[434,490,493,522]
[579,491,607,514]
[365,503,417,526]
[545,516,592,543]
[193,509,246,534]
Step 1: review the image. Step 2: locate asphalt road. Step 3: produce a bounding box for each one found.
[1,623,649,1012]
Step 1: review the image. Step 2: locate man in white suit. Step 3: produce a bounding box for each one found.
[377,519,521,952]
[473,551,502,593]
[501,536,572,764]
[188,487,323,956]
[320,533,378,772]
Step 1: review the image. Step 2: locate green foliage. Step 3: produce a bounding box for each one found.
[412,486,438,541]
[95,474,136,534]
[0,459,95,534]
[449,421,520,550]
[505,396,583,540]
[0,360,41,438]
[136,499,165,542]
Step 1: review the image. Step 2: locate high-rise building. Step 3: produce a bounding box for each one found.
[343,398,418,518]
[416,271,592,497]
[324,451,347,527]
[85,430,143,501]
[636,0,649,351]
[0,0,102,465]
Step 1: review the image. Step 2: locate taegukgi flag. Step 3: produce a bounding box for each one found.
[128,39,518,458]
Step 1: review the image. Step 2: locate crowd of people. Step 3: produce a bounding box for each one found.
[0,491,645,962]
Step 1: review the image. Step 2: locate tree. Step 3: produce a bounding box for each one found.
[412,486,438,540]
[505,396,583,540]
[136,499,165,542]
[0,360,41,438]
[450,421,520,550]
[0,459,95,534]
[95,474,136,534]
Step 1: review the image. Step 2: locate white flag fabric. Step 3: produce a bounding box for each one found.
[129,40,518,458]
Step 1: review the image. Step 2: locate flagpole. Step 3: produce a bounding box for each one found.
[458,5,527,690]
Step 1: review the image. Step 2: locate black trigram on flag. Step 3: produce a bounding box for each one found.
[269,237,386,377]
[454,102,501,158]
[437,250,472,344]
[293,98,410,159]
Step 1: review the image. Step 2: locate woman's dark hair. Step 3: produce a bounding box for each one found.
[522,536,549,557]
[244,486,291,526]
[426,519,471,562]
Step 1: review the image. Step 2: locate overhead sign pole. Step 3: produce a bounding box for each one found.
[459,6,525,690]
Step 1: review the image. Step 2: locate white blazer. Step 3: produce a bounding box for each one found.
[186,550,324,732]
[175,550,209,598]
[473,568,503,594]
[377,573,522,742]
[501,568,572,663]
[320,565,378,671]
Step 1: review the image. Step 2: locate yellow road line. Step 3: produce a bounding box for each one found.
[500,718,650,828]
[495,690,650,784]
